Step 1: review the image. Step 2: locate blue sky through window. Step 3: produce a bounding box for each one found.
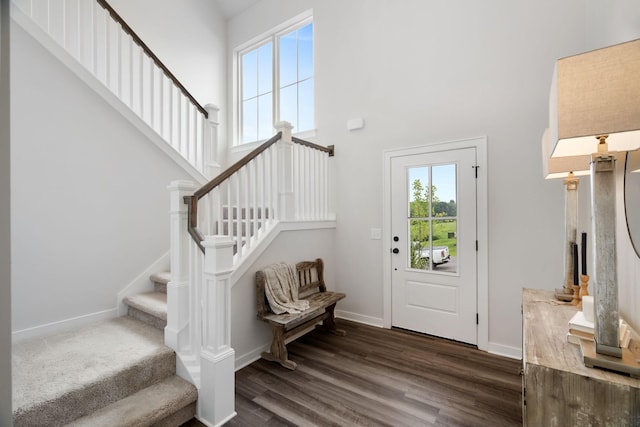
[408,164,457,203]
[278,22,314,133]
[240,20,313,143]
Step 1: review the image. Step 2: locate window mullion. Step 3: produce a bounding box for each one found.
[255,50,260,138]
[295,29,300,130]
[273,34,279,128]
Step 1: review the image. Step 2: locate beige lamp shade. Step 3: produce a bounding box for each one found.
[548,38,640,158]
[542,128,591,179]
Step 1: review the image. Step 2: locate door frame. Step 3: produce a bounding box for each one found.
[382,136,488,351]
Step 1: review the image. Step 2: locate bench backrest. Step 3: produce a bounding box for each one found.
[256,258,326,319]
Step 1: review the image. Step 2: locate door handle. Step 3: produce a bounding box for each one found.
[392,248,399,254]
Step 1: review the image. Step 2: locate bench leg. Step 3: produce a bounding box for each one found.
[317,303,346,336]
[261,324,297,370]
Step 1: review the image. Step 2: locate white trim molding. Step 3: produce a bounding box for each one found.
[12,308,118,343]
[487,342,522,360]
[335,310,384,328]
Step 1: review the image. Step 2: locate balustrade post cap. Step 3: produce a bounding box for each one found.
[167,180,196,191]
[203,235,235,248]
[274,121,294,130]
[205,104,220,123]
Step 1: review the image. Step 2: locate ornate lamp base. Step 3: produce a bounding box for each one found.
[578,336,640,379]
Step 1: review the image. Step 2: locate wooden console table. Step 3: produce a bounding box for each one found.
[522,288,640,426]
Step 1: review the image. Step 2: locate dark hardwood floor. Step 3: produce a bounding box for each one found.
[184,320,523,426]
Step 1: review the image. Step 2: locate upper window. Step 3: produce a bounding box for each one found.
[239,19,314,144]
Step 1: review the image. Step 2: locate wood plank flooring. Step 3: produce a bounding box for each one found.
[185,320,523,426]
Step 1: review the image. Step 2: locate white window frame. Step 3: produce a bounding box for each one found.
[233,11,315,147]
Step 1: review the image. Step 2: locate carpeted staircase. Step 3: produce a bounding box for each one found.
[12,273,197,426]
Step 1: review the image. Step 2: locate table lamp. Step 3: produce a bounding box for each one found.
[547,38,640,374]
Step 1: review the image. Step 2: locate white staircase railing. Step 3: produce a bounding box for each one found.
[166,122,335,425]
[11,0,220,177]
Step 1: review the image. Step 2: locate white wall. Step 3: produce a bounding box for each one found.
[585,0,640,50]
[107,0,229,166]
[10,23,195,334]
[228,0,587,353]
[231,228,335,367]
[0,0,12,422]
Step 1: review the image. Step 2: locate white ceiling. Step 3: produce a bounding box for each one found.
[215,0,261,19]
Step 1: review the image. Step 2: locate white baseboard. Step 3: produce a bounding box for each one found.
[335,310,384,328]
[487,341,522,360]
[235,343,269,371]
[117,252,170,316]
[12,308,118,343]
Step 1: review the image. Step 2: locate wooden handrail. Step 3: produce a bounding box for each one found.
[185,132,283,252]
[96,0,208,118]
[292,137,335,157]
[193,132,283,199]
[186,133,335,252]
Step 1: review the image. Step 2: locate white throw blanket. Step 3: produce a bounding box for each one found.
[263,262,310,314]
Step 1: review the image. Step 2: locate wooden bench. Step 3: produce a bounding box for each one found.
[256,258,346,370]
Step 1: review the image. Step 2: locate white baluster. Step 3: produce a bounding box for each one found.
[79,0,92,69]
[116,26,122,98]
[250,161,257,246]
[185,102,191,164]
[264,148,271,226]
[138,48,144,119]
[272,143,279,220]
[314,149,320,220]
[204,104,220,178]
[259,152,266,227]
[191,105,196,167]
[322,153,328,219]
[234,173,242,260]
[242,166,250,251]
[150,64,155,130]
[159,73,165,138]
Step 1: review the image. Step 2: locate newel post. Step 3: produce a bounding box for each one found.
[204,103,221,178]
[165,180,196,352]
[199,235,236,425]
[275,121,295,221]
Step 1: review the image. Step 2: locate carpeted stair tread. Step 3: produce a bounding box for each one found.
[124,292,167,321]
[12,316,175,426]
[150,271,170,293]
[67,375,197,427]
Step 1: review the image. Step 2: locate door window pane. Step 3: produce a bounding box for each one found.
[433,219,457,273]
[409,219,431,271]
[432,164,457,214]
[407,163,458,274]
[408,166,430,218]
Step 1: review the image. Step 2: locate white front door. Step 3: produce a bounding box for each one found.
[390,147,477,344]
